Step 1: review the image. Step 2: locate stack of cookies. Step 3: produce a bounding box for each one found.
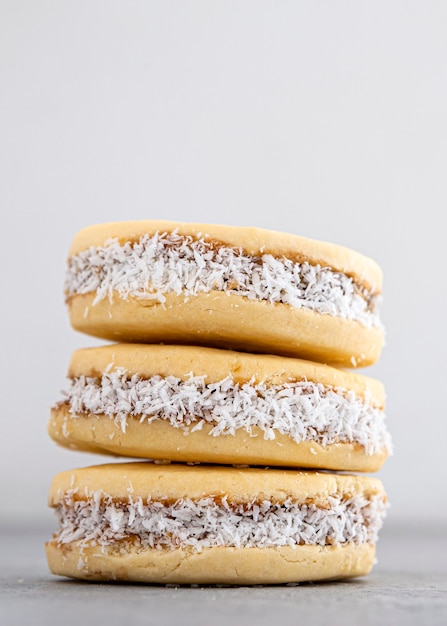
[45,220,392,585]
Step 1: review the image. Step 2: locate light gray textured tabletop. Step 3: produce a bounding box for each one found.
[1,522,446,626]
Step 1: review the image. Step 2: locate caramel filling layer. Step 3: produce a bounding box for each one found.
[65,231,381,328]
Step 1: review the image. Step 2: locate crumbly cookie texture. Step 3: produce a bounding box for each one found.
[65,232,382,328]
[59,369,392,456]
[53,490,387,551]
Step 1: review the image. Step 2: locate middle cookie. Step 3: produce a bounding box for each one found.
[49,344,391,472]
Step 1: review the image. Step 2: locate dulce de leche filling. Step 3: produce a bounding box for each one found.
[65,231,382,328]
[57,369,392,455]
[54,490,387,550]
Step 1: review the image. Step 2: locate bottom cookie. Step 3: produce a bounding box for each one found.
[46,462,387,585]
[46,542,376,585]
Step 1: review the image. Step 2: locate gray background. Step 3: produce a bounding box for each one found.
[1,0,446,530]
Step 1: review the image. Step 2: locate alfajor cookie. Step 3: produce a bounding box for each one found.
[65,220,384,367]
[48,344,391,472]
[46,462,387,585]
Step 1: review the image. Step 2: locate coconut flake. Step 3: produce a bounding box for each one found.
[59,370,392,455]
[54,490,387,550]
[65,232,382,328]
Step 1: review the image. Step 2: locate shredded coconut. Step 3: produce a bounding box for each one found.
[65,231,381,328]
[60,370,392,455]
[54,491,387,550]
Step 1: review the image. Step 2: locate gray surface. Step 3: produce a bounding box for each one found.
[1,523,446,626]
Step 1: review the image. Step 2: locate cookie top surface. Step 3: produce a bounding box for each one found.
[68,343,385,406]
[67,220,383,293]
[48,462,385,506]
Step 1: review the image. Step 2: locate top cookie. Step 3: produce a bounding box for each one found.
[65,220,384,367]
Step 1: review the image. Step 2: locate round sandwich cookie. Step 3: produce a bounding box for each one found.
[48,344,391,472]
[46,462,388,585]
[65,220,384,367]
